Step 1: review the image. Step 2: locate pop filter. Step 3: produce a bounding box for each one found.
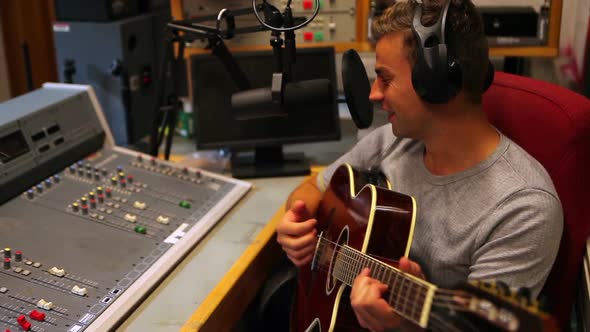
[342,49,373,129]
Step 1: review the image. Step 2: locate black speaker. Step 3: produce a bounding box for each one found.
[480,7,538,38]
[54,0,139,22]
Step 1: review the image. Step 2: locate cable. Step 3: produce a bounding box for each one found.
[252,0,320,31]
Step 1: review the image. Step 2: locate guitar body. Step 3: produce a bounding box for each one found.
[293,164,417,332]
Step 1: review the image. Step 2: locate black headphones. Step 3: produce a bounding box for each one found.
[410,0,494,104]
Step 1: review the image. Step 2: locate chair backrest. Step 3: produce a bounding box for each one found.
[483,71,590,329]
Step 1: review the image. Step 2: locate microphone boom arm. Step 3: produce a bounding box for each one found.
[150,1,321,158]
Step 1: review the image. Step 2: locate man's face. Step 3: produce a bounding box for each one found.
[370,33,432,139]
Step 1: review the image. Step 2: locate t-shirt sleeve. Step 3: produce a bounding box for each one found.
[317,125,393,191]
[469,189,563,298]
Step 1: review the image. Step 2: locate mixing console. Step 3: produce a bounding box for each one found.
[0,84,251,331]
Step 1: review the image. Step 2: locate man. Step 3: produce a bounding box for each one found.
[276,0,563,331]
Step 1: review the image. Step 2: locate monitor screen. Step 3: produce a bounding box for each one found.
[191,46,341,178]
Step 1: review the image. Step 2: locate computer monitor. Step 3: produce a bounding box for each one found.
[191,47,341,178]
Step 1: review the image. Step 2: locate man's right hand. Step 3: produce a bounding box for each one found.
[276,200,318,267]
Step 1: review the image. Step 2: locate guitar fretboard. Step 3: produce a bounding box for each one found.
[331,243,436,328]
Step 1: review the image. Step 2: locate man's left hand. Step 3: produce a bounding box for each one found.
[350,257,424,332]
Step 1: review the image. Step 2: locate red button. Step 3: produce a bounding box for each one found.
[303,0,313,10]
[29,310,45,321]
[17,315,31,331]
[303,32,314,41]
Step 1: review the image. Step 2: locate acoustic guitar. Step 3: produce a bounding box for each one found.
[293,163,557,332]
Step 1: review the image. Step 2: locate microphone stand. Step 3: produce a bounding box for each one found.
[245,4,302,168]
[148,1,319,160]
[149,6,269,159]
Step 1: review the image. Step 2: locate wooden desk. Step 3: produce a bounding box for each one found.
[181,201,286,331]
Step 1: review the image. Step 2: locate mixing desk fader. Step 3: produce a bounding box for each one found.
[0,84,251,331]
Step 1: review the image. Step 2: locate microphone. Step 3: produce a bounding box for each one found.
[231,78,333,120]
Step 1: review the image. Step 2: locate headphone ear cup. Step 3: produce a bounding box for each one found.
[483,60,495,92]
[448,58,463,92]
[411,61,431,102]
[411,57,462,104]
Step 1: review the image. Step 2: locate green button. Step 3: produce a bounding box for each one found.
[134,226,146,234]
[179,201,191,209]
[314,31,324,41]
[315,0,324,9]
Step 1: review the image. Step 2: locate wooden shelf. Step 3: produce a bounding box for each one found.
[170,0,562,59]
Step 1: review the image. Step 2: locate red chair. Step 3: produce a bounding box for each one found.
[483,71,590,329]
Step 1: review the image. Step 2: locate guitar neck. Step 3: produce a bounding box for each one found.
[331,243,437,328]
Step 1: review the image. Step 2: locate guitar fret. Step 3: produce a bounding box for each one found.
[389,273,403,310]
[415,284,427,323]
[385,268,393,302]
[343,246,356,285]
[376,262,383,283]
[336,244,349,284]
[343,247,351,285]
[352,248,361,284]
[371,260,380,280]
[355,250,363,280]
[408,281,419,321]
[388,270,400,305]
[346,247,354,284]
[397,278,408,314]
[352,249,359,281]
[340,247,347,283]
[333,246,342,281]
[333,244,432,328]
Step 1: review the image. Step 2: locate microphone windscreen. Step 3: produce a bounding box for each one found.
[342,49,373,129]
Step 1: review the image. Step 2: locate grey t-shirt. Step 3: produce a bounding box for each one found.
[319,125,563,297]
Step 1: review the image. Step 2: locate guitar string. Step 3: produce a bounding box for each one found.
[312,237,460,294]
[313,240,470,323]
[330,240,432,323]
[306,234,529,324]
[308,250,493,326]
[310,238,495,310]
[319,247,429,323]
[312,239,476,319]
[314,236,484,299]
[328,254,475,310]
[314,258,507,320]
[310,244,512,328]
[313,242,477,310]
